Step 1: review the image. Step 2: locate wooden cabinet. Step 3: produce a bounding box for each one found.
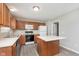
[10,15,16,29]
[47,41,59,55]
[33,23,39,30]
[0,43,16,56]
[34,34,39,43]
[0,3,10,26]
[0,47,12,56]
[39,23,46,26]
[0,3,3,25]
[16,20,46,30]
[36,37,59,56]
[33,22,45,30]
[19,35,26,47]
[3,4,10,26]
[16,21,25,29]
[12,43,16,56]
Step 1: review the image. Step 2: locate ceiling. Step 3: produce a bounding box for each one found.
[6,3,79,22]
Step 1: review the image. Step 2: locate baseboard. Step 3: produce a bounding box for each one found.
[60,45,79,54]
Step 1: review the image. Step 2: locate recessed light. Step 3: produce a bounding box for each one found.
[33,6,40,11]
[10,8,17,12]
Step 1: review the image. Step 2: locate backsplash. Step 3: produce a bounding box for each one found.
[14,30,39,35]
[0,27,12,38]
[0,27,11,33]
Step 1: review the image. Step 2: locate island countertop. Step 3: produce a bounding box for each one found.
[37,36,65,42]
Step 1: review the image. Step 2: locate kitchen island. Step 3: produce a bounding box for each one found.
[36,36,64,56]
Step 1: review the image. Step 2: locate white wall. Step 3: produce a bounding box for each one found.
[46,21,52,35]
[46,8,79,53]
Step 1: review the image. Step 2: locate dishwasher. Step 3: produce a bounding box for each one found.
[16,40,20,56]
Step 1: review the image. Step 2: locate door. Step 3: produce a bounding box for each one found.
[53,22,59,36]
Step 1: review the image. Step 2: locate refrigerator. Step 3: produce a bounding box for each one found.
[38,26,47,36]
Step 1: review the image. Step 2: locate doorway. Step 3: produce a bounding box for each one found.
[53,22,59,36]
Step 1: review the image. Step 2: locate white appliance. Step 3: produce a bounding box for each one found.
[25,24,33,30]
[38,26,47,36]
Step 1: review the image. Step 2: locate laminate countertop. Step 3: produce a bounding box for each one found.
[0,34,21,48]
[37,36,65,42]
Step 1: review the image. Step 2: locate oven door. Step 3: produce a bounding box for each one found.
[25,35,34,42]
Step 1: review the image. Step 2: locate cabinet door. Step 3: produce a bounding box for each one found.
[0,47,12,56]
[47,40,59,55]
[39,23,45,26]
[12,43,16,56]
[34,34,40,43]
[33,23,39,30]
[10,15,16,29]
[0,3,3,25]
[19,35,26,47]
[16,21,25,29]
[3,4,10,26]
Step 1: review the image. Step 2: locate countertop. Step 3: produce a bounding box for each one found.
[37,36,65,42]
[0,30,39,48]
[0,34,21,48]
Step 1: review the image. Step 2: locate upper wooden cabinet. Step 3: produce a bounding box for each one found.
[10,14,16,29]
[33,23,39,30]
[3,4,10,26]
[16,20,46,30]
[0,3,3,25]
[16,21,25,29]
[0,3,10,26]
[39,23,46,26]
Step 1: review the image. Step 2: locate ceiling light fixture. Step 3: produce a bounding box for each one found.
[33,6,40,11]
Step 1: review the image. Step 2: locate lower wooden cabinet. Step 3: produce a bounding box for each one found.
[0,43,16,56]
[19,35,26,47]
[12,43,16,56]
[36,37,59,56]
[34,34,40,43]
